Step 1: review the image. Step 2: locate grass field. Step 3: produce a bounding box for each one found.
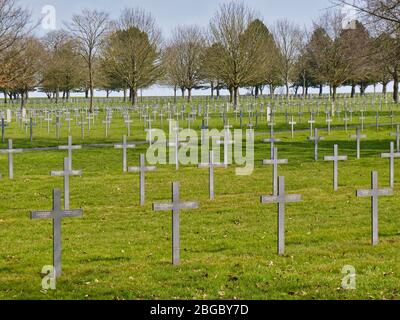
[0,96,400,300]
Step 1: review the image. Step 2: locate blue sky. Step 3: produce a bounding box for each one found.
[21,0,387,97]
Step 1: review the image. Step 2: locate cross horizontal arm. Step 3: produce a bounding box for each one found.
[381,153,400,158]
[263,159,288,165]
[153,203,174,211]
[30,211,53,220]
[51,170,82,176]
[114,144,136,149]
[263,139,282,143]
[324,156,348,161]
[179,202,199,210]
[62,209,83,218]
[0,149,23,154]
[58,146,82,150]
[128,166,157,172]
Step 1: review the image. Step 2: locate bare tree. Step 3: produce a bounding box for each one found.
[101,8,162,106]
[0,0,32,89]
[333,0,400,28]
[208,1,266,108]
[163,25,205,102]
[67,9,109,112]
[273,19,303,98]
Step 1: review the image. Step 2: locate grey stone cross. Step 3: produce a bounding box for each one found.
[326,115,332,135]
[350,128,367,159]
[0,139,23,179]
[357,172,393,246]
[114,135,136,172]
[289,116,296,139]
[359,111,365,132]
[324,144,348,191]
[263,126,281,159]
[30,188,83,278]
[198,150,226,200]
[261,176,301,256]
[308,114,315,136]
[390,125,400,153]
[263,147,288,195]
[128,154,157,206]
[380,142,400,188]
[58,136,82,170]
[308,128,325,161]
[152,182,199,265]
[51,158,82,210]
[217,126,234,166]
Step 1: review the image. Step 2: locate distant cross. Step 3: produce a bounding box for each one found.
[343,113,349,132]
[308,128,325,161]
[1,118,6,143]
[308,114,315,136]
[44,114,52,133]
[263,147,288,196]
[77,117,85,140]
[357,172,393,246]
[358,110,365,132]
[261,176,302,256]
[326,115,332,135]
[124,116,133,136]
[350,128,367,159]
[217,126,235,166]
[58,136,82,170]
[324,144,348,191]
[152,182,199,265]
[102,117,111,137]
[390,125,400,153]
[30,188,83,278]
[380,142,400,188]
[198,150,226,200]
[55,116,61,139]
[128,154,157,206]
[51,158,82,210]
[114,135,136,172]
[86,113,94,131]
[263,126,281,159]
[289,116,296,139]
[0,139,23,179]
[29,118,33,142]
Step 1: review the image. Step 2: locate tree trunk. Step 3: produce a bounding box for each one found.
[187,88,192,102]
[285,82,289,99]
[131,87,137,106]
[332,86,337,115]
[56,87,59,104]
[181,87,185,99]
[382,82,387,96]
[233,86,239,109]
[3,90,7,104]
[123,88,127,102]
[351,84,356,98]
[319,84,323,96]
[173,85,177,104]
[229,86,233,103]
[210,82,214,98]
[393,71,399,104]
[255,86,259,99]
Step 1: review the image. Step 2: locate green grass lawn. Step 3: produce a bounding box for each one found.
[1,98,400,300]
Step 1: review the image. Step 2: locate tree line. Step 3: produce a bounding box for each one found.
[0,0,399,112]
